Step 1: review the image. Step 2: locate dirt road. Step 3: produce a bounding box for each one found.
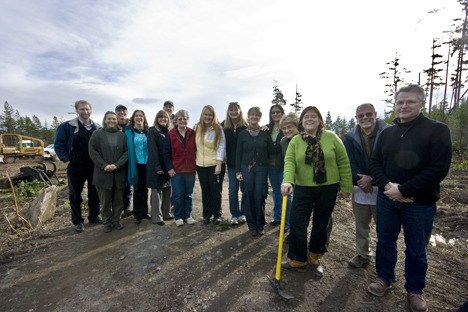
[0,161,467,312]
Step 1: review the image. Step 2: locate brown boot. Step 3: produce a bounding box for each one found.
[407,293,428,312]
[307,252,323,277]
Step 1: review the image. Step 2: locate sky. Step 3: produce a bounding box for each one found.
[0,0,464,127]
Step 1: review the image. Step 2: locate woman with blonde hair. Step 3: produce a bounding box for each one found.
[195,105,226,224]
[147,110,173,225]
[222,102,249,225]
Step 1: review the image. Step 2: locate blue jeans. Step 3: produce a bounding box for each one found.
[241,164,268,230]
[227,166,246,218]
[171,172,196,220]
[375,192,436,294]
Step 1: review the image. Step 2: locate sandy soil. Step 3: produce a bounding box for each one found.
[0,160,467,312]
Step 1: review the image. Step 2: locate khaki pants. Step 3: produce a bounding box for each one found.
[352,193,377,259]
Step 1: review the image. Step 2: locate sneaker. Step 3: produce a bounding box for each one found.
[307,252,324,277]
[348,255,370,268]
[185,217,196,225]
[103,223,112,233]
[113,222,124,230]
[368,278,392,297]
[74,222,84,233]
[230,217,239,225]
[407,293,428,312]
[281,259,307,272]
[175,219,184,227]
[238,215,247,223]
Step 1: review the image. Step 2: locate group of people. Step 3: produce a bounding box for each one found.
[54,84,452,312]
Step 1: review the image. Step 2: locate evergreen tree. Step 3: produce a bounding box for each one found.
[325,111,333,130]
[272,80,286,106]
[0,101,16,132]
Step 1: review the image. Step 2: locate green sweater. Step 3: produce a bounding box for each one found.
[283,130,353,193]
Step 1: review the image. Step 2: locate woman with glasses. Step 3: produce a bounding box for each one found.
[267,104,286,227]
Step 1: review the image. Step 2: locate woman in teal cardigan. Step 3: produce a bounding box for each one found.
[280,106,352,276]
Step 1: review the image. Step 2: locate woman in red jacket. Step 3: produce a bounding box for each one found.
[163,109,197,227]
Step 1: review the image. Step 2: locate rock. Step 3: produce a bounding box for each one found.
[21,186,57,227]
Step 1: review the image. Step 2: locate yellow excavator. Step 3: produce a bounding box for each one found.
[0,133,45,163]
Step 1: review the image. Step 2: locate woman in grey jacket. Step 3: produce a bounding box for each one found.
[89,111,128,233]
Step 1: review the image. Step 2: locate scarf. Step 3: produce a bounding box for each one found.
[301,131,326,184]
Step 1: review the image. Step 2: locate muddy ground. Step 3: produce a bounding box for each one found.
[0,159,467,312]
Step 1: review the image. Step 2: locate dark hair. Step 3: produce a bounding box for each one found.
[129,109,148,129]
[298,106,325,133]
[268,104,285,129]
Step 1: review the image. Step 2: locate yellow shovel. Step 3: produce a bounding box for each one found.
[267,195,294,300]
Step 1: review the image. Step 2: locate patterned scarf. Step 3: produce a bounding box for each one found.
[301,131,326,184]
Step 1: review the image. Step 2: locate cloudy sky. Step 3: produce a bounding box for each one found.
[0,0,463,127]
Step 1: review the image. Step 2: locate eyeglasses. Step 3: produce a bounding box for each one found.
[271,110,282,115]
[356,112,374,119]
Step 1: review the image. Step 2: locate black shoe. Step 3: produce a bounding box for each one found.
[250,229,258,237]
[89,218,103,224]
[74,222,84,233]
[134,219,142,224]
[203,219,210,225]
[163,214,174,221]
[113,222,124,230]
[258,228,265,235]
[103,223,112,233]
[123,208,133,216]
[155,221,165,226]
[213,218,221,225]
[270,220,280,226]
[143,214,151,219]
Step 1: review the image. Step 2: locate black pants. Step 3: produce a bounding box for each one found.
[196,164,225,220]
[133,164,149,220]
[288,184,339,262]
[67,162,100,225]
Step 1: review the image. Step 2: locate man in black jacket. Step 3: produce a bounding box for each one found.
[368,85,452,312]
[343,103,389,268]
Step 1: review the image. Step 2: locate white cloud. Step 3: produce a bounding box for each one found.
[0,0,463,126]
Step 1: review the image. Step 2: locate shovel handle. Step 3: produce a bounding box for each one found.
[275,195,289,281]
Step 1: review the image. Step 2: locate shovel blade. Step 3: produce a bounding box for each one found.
[267,275,294,300]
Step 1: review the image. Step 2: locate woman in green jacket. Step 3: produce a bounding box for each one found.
[281,106,352,275]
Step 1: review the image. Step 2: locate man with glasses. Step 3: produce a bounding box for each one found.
[368,85,452,312]
[343,104,389,268]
